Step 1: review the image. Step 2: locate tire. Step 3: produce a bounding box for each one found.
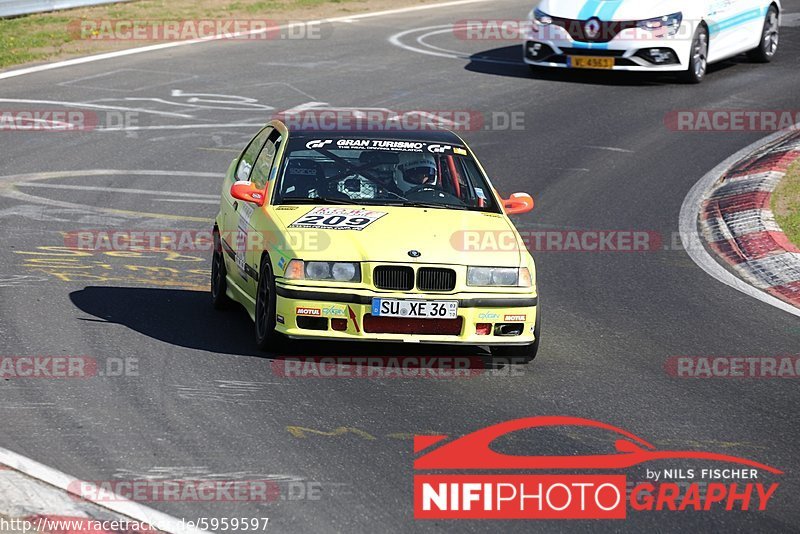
[683,26,709,84]
[211,229,230,309]
[255,254,281,351]
[747,5,779,63]
[490,307,541,363]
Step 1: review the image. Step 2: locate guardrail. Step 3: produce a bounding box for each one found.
[1,0,125,18]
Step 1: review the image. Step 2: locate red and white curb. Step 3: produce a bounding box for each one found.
[700,132,800,307]
[680,126,800,318]
[0,448,208,534]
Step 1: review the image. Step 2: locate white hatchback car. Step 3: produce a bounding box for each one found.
[523,0,781,82]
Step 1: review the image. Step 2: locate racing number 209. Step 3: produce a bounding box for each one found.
[289,208,388,231]
[294,215,372,228]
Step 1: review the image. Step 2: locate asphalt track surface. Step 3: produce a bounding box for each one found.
[1,0,799,531]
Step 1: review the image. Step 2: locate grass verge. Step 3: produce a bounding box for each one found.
[0,0,432,70]
[772,158,800,248]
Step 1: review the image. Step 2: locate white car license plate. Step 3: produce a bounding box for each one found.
[372,299,458,319]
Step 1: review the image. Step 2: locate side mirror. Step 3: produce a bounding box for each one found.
[230,181,266,206]
[502,193,534,215]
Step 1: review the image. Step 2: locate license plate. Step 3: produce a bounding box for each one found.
[568,56,615,69]
[372,299,458,319]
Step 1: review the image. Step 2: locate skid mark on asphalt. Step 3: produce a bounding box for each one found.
[0,170,220,223]
[175,380,285,403]
[18,182,218,200]
[0,98,193,119]
[58,69,199,92]
[0,275,49,287]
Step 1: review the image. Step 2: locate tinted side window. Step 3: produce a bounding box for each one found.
[236,127,272,182]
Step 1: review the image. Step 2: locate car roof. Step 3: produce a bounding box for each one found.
[287,128,466,146]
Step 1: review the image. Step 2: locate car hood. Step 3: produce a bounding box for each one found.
[270,205,524,267]
[537,0,685,21]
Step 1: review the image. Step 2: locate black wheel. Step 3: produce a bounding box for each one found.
[211,229,230,309]
[490,307,541,363]
[747,5,779,63]
[683,26,709,84]
[255,254,281,351]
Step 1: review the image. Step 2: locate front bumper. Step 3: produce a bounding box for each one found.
[274,282,539,346]
[522,25,692,72]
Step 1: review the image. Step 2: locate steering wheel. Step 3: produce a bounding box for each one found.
[405,185,463,205]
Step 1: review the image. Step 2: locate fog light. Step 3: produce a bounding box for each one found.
[476,323,492,336]
[331,318,348,331]
[635,48,678,64]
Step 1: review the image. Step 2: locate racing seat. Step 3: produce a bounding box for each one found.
[283,158,325,198]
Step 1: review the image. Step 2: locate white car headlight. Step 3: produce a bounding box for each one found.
[529,8,553,26]
[637,12,682,36]
[467,267,532,288]
[285,260,361,282]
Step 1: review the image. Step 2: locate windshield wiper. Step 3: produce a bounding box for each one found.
[402,201,469,211]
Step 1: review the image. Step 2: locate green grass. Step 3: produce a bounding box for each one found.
[772,159,800,248]
[0,0,377,69]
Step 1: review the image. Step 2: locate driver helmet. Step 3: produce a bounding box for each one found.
[396,155,438,192]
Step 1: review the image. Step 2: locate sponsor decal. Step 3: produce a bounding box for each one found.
[277,314,285,325]
[504,315,527,322]
[289,206,387,231]
[321,305,347,318]
[348,306,361,333]
[478,312,501,320]
[306,139,333,149]
[296,307,321,317]
[414,417,782,520]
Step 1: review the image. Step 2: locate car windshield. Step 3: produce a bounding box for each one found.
[274,136,501,213]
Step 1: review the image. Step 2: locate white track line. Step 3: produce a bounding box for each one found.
[0,99,193,119]
[0,0,493,82]
[679,125,800,319]
[0,447,208,534]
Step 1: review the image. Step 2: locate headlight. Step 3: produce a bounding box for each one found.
[285,260,361,282]
[529,8,552,26]
[637,12,682,36]
[467,267,532,287]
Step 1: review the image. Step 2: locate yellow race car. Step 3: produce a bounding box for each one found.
[212,121,540,360]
